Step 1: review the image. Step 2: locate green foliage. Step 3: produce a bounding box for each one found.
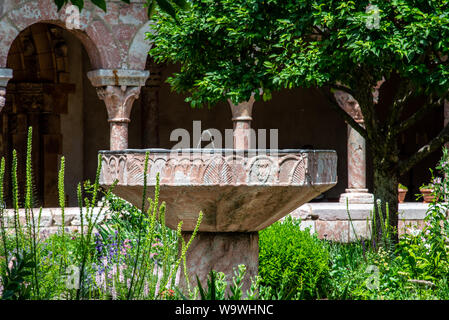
[258,216,329,299]
[1,251,35,300]
[148,0,280,107]
[398,183,408,191]
[149,0,449,104]
[395,148,449,281]
[192,264,285,300]
[0,127,202,300]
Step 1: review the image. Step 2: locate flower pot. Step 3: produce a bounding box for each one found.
[398,189,407,203]
[420,188,434,203]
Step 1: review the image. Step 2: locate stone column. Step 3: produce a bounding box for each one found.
[179,232,259,295]
[335,91,374,204]
[0,68,13,113]
[228,95,255,149]
[87,70,149,150]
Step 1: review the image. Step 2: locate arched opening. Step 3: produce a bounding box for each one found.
[1,23,112,208]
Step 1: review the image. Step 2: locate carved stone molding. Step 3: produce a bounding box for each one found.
[0,68,13,88]
[0,87,5,112]
[228,95,255,122]
[88,69,149,150]
[87,69,149,87]
[96,85,141,123]
[228,96,256,149]
[99,149,337,232]
[0,68,13,113]
[3,83,75,114]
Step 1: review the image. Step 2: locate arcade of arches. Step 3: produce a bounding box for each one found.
[0,0,445,210]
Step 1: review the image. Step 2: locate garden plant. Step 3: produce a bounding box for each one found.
[0,127,202,300]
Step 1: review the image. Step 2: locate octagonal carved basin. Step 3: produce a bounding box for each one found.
[99,149,338,232]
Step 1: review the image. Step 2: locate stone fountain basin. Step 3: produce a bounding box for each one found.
[99,149,337,232]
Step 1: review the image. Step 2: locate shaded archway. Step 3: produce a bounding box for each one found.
[2,23,76,207]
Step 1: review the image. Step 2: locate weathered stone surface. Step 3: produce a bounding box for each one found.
[228,97,255,150]
[178,232,259,295]
[88,70,149,150]
[316,220,349,242]
[87,69,149,87]
[293,202,430,221]
[99,149,338,232]
[340,189,374,204]
[0,68,13,87]
[0,0,149,69]
[335,90,373,204]
[349,220,371,241]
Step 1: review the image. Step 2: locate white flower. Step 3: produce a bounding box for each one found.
[407,227,421,237]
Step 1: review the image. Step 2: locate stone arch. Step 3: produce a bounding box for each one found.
[128,21,154,70]
[0,0,149,69]
[7,23,70,83]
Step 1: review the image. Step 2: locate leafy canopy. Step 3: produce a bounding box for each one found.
[148,0,282,107]
[266,0,449,95]
[149,0,449,107]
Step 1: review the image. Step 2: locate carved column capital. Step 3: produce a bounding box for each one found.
[228,95,256,150]
[0,87,6,112]
[228,94,255,122]
[96,85,141,123]
[87,69,149,150]
[0,68,13,113]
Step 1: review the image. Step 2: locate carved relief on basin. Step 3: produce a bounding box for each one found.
[99,149,338,232]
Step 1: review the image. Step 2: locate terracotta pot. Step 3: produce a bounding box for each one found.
[398,189,407,203]
[420,188,435,203]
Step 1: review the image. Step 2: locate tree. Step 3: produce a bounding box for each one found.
[148,0,449,244]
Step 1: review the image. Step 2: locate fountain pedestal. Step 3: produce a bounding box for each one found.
[100,149,337,293]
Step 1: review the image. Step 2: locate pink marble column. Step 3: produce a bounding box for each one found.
[87,70,149,150]
[228,95,255,149]
[178,232,259,295]
[0,68,13,113]
[334,91,374,204]
[96,85,140,150]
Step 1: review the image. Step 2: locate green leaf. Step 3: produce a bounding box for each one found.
[147,0,157,19]
[90,0,107,12]
[172,0,189,10]
[70,0,84,11]
[156,0,177,20]
[55,0,67,11]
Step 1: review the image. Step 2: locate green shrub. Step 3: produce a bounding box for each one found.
[259,216,329,299]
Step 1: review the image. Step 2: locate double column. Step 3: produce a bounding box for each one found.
[335,91,374,204]
[87,69,149,150]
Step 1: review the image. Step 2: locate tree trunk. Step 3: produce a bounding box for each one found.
[372,156,399,246]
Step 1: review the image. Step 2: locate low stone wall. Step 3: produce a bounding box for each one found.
[1,202,439,242]
[287,202,436,242]
[1,207,106,237]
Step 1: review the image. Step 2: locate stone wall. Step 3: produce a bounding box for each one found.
[288,202,434,242]
[2,207,106,237]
